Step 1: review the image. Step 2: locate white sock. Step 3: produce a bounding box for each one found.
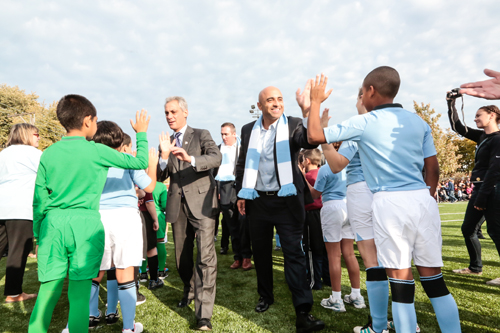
[350,288,361,298]
[331,291,342,300]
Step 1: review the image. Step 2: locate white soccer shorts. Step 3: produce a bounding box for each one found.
[99,207,144,270]
[346,181,374,242]
[372,189,443,269]
[320,199,354,243]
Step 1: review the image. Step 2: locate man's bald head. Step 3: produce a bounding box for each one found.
[258,86,282,104]
[257,86,284,127]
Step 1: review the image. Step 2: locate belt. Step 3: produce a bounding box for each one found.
[257,190,279,196]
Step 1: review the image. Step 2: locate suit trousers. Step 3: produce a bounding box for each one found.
[172,198,217,320]
[222,203,252,261]
[0,219,33,296]
[247,195,313,312]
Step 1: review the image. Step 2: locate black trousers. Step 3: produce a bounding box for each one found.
[0,219,33,296]
[247,195,313,312]
[221,203,252,261]
[215,210,231,250]
[303,209,328,288]
[461,182,500,272]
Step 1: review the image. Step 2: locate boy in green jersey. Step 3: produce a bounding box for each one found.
[152,181,168,278]
[28,94,151,333]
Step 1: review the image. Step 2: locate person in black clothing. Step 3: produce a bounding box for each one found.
[447,96,500,285]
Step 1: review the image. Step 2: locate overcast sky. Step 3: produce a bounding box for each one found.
[1,0,499,148]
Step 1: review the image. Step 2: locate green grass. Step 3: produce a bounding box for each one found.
[1,201,500,332]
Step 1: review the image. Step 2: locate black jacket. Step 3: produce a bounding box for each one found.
[448,100,500,208]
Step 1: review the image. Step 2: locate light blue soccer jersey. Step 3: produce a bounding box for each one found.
[100,154,152,209]
[337,141,365,186]
[323,104,436,193]
[314,164,347,202]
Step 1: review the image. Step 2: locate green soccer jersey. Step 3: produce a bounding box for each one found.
[152,181,167,224]
[33,132,149,239]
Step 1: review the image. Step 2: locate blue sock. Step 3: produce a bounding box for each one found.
[421,273,461,332]
[118,280,137,330]
[389,278,416,333]
[106,269,119,315]
[366,267,389,333]
[89,281,100,317]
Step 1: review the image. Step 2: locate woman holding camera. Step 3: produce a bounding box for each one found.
[447,95,500,285]
[0,123,42,302]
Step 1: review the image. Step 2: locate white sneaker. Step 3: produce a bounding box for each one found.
[123,322,143,333]
[61,329,69,333]
[353,325,389,333]
[320,295,346,312]
[486,277,500,286]
[344,294,367,309]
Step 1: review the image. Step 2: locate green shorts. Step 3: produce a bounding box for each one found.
[37,209,104,282]
[156,212,166,239]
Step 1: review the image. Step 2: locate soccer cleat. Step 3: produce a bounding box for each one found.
[353,316,388,333]
[158,269,169,280]
[387,320,420,332]
[139,273,149,282]
[320,295,346,312]
[89,309,102,329]
[122,322,143,333]
[106,309,120,325]
[148,279,164,290]
[344,294,367,309]
[136,289,146,305]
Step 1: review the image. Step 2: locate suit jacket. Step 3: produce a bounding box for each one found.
[157,126,222,223]
[235,116,317,222]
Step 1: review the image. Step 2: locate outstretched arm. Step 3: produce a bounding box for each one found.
[460,68,500,100]
[307,74,332,145]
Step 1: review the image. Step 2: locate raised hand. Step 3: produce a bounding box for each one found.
[320,108,331,128]
[310,74,333,104]
[159,132,175,160]
[170,146,192,163]
[148,147,159,169]
[130,109,151,133]
[460,68,500,100]
[296,79,312,117]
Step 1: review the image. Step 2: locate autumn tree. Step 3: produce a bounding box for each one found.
[452,135,476,173]
[413,101,461,177]
[0,84,65,149]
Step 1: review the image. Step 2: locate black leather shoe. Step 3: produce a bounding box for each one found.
[255,297,272,313]
[220,247,228,255]
[177,297,193,308]
[197,318,212,331]
[296,312,325,333]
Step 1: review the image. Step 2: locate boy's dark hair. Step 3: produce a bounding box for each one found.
[56,94,97,132]
[122,133,132,146]
[303,148,322,167]
[363,66,400,98]
[93,121,124,149]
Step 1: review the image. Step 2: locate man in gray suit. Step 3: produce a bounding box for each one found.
[157,96,222,331]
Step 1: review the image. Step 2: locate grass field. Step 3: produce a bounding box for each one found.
[1,201,500,332]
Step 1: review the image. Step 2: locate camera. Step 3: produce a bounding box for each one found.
[447,88,462,99]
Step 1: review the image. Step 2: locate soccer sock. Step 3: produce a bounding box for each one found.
[389,278,417,333]
[89,280,100,317]
[148,255,159,281]
[365,267,389,333]
[118,280,137,330]
[350,287,361,298]
[68,279,93,333]
[157,241,167,272]
[134,267,140,289]
[331,291,341,300]
[106,269,118,315]
[140,260,148,274]
[421,273,461,332]
[28,278,64,333]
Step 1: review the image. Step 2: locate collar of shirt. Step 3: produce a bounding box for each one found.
[373,103,403,111]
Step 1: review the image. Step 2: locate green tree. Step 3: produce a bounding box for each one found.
[414,101,461,177]
[452,135,476,173]
[0,84,64,149]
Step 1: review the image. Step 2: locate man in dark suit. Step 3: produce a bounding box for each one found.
[157,96,222,331]
[236,85,325,332]
[213,122,253,270]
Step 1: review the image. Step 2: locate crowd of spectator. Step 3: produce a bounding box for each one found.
[437,177,474,202]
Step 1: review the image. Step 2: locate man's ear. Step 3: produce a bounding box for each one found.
[83,115,93,128]
[257,102,262,111]
[183,109,189,118]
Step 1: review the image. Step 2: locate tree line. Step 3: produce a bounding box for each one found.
[0,84,475,178]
